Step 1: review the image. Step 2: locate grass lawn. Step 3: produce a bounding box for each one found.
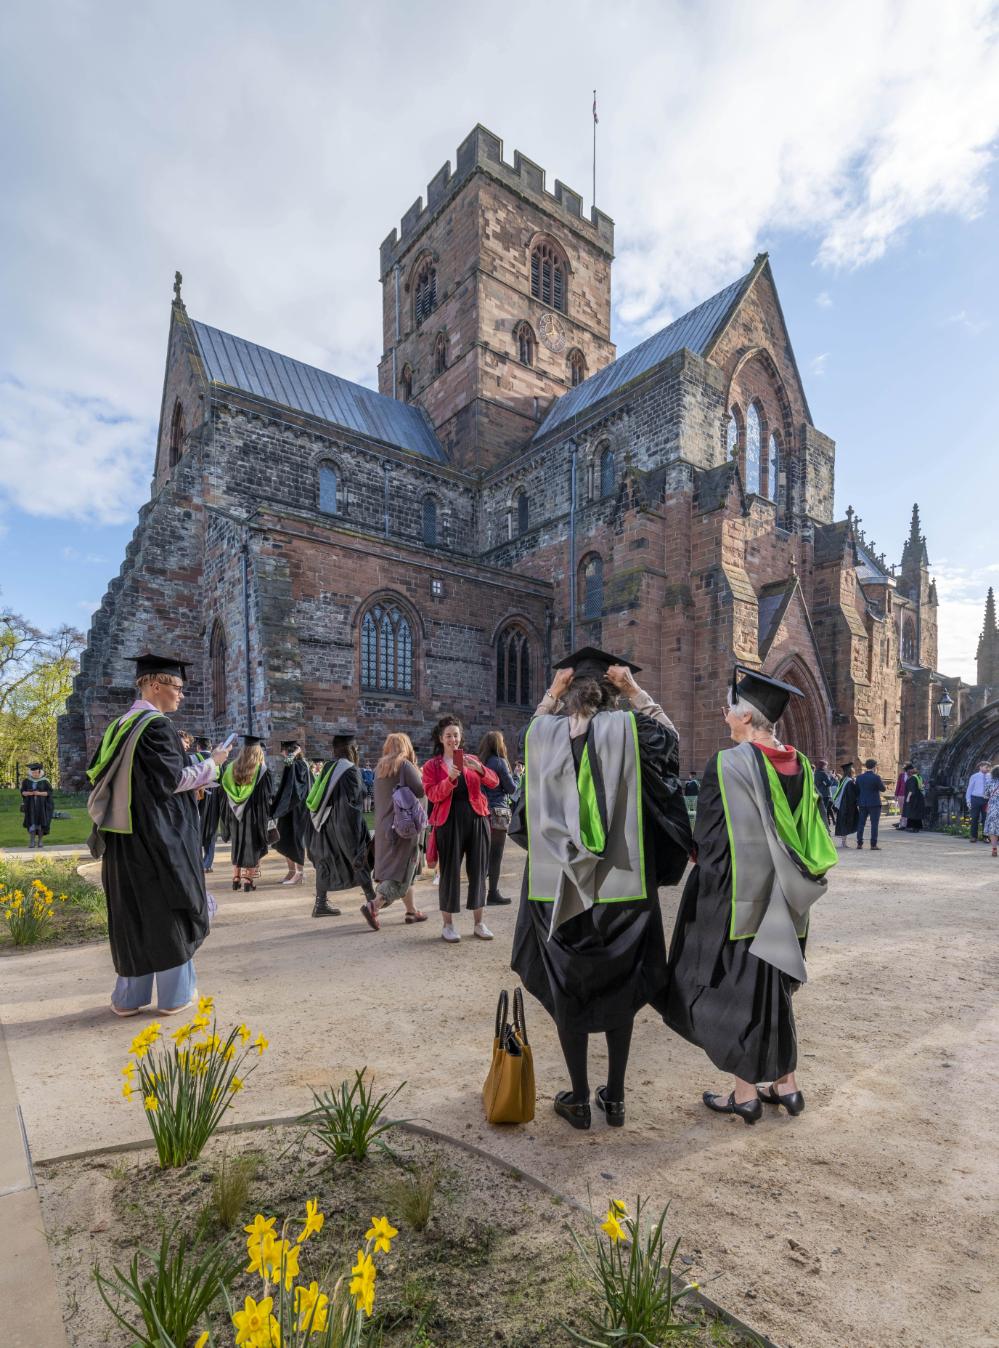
[0,787,93,848]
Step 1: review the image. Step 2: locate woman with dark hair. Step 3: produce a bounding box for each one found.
[511,648,692,1129]
[902,763,926,832]
[477,729,519,906]
[422,716,499,943]
[361,732,428,929]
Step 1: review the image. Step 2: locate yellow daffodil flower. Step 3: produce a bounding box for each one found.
[230,1076,244,1093]
[121,1062,136,1076]
[253,1033,268,1056]
[144,1094,158,1112]
[197,995,214,1015]
[610,1199,628,1216]
[232,1294,274,1346]
[246,1231,281,1278]
[222,1044,236,1062]
[365,1215,398,1254]
[121,1083,134,1101]
[171,1023,192,1044]
[238,1023,251,1044]
[245,1214,277,1241]
[280,1238,301,1290]
[600,1211,626,1244]
[294,1280,330,1331]
[194,1334,209,1348]
[297,1198,324,1243]
[191,1013,210,1032]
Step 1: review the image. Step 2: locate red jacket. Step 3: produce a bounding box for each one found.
[422,755,499,827]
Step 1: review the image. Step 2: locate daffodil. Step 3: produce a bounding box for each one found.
[144,1094,158,1112]
[232,1294,274,1346]
[297,1198,324,1243]
[230,1076,244,1093]
[194,1334,209,1348]
[294,1280,330,1331]
[172,1023,192,1044]
[279,1238,300,1290]
[245,1214,277,1241]
[238,1023,251,1044]
[197,995,214,1015]
[191,1013,210,1032]
[365,1215,398,1254]
[610,1199,628,1216]
[246,1231,281,1279]
[254,1033,269,1055]
[600,1211,626,1244]
[121,1061,136,1077]
[121,1083,134,1101]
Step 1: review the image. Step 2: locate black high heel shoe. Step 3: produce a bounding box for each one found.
[554,1091,591,1130]
[595,1085,625,1127]
[756,1083,805,1116]
[232,879,241,891]
[702,1091,763,1125]
[242,880,255,893]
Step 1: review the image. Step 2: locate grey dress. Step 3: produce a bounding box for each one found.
[373,760,426,891]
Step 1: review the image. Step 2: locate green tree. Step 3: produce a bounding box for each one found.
[0,607,83,786]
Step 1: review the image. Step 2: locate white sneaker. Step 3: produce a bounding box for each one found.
[432,874,440,886]
[473,922,494,940]
[441,924,461,943]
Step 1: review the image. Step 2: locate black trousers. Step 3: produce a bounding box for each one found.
[437,797,489,913]
[487,825,508,899]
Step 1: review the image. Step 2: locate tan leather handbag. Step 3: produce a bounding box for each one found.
[483,988,535,1124]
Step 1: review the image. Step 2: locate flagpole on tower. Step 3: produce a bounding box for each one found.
[592,89,598,206]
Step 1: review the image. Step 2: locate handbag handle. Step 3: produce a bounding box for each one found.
[494,989,509,1040]
[512,986,529,1045]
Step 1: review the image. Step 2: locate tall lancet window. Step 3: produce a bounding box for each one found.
[745,404,762,495]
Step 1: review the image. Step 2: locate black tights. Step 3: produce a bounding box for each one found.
[557,1019,634,1104]
[487,827,507,899]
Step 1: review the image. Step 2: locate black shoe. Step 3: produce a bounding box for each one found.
[312,898,341,918]
[242,881,256,893]
[232,879,241,891]
[702,1091,763,1125]
[486,893,512,906]
[554,1091,591,1130]
[856,842,864,848]
[756,1083,805,1116]
[870,844,881,851]
[595,1085,625,1127]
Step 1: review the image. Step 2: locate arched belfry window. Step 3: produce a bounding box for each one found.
[599,445,615,498]
[767,433,780,503]
[360,601,414,694]
[209,620,227,718]
[433,331,447,377]
[169,400,185,468]
[568,349,586,387]
[514,488,529,536]
[515,321,536,367]
[400,365,413,402]
[581,553,604,620]
[745,404,762,495]
[422,497,437,546]
[530,239,567,313]
[901,617,917,664]
[496,624,532,707]
[318,460,338,514]
[413,258,437,325]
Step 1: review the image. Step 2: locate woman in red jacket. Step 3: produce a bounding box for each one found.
[422,715,499,943]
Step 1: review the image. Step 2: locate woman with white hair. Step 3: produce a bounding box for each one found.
[663,666,837,1124]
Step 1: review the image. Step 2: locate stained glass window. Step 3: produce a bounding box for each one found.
[318,462,337,514]
[745,405,762,495]
[582,555,603,620]
[360,603,413,693]
[768,434,780,503]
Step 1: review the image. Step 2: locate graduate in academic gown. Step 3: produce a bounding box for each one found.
[306,731,375,918]
[510,648,692,1130]
[903,764,926,832]
[270,739,312,885]
[833,762,859,848]
[20,762,54,846]
[192,736,223,872]
[85,654,229,1016]
[663,666,837,1125]
[218,735,273,892]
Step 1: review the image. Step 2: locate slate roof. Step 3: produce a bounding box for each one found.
[854,542,892,585]
[534,267,755,440]
[190,319,447,462]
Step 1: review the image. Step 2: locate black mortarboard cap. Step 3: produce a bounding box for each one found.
[280,739,300,751]
[242,733,265,747]
[27,761,44,770]
[132,653,188,680]
[840,761,854,772]
[332,728,358,743]
[553,646,641,680]
[730,664,804,723]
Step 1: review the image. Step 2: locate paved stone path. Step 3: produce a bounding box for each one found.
[2,831,997,1347]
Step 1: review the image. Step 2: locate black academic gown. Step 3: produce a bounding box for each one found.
[833,778,859,837]
[904,778,926,830]
[270,756,312,865]
[20,778,55,834]
[307,760,374,895]
[92,717,209,977]
[663,751,805,1082]
[219,766,272,868]
[191,754,224,855]
[510,713,692,1034]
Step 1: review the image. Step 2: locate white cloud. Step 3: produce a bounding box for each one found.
[815,291,834,308]
[943,309,990,335]
[810,353,829,377]
[927,559,990,684]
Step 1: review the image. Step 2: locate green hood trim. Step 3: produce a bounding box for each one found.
[220,762,262,803]
[86,711,162,785]
[832,774,852,806]
[305,762,334,812]
[762,752,839,878]
[576,743,606,854]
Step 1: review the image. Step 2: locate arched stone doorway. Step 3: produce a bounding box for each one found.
[770,657,830,762]
[924,699,999,824]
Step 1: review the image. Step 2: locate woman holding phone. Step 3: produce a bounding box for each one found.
[422,715,499,943]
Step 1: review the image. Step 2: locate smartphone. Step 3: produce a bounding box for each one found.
[453,748,464,770]
[220,732,238,749]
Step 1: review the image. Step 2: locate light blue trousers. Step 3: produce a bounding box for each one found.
[112,960,196,1012]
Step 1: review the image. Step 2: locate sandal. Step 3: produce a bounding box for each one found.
[360,901,380,931]
[404,910,428,923]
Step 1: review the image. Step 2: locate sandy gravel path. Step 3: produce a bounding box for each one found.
[2,829,996,1347]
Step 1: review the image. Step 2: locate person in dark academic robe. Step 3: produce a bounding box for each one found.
[510,648,692,1130]
[85,654,229,1016]
[663,666,838,1125]
[218,735,273,892]
[20,762,55,846]
[192,736,223,872]
[270,739,312,885]
[903,765,926,832]
[306,731,375,918]
[832,763,859,847]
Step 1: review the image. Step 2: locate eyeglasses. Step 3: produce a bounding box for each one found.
[156,678,185,691]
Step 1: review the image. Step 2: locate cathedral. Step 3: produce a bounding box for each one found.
[59,124,974,786]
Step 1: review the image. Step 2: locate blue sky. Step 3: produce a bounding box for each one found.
[2,0,998,681]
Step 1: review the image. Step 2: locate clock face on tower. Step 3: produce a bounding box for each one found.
[538,312,567,353]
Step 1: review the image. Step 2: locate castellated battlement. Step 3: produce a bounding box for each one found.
[379,123,615,276]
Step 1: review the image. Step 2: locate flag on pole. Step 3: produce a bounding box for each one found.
[593,90,598,124]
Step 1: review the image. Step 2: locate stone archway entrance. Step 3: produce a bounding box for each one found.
[924,699,999,823]
[770,656,830,762]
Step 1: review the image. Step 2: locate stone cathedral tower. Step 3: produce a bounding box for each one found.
[977,588,999,689]
[898,503,938,670]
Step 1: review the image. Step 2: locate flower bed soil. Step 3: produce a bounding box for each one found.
[37,1125,760,1347]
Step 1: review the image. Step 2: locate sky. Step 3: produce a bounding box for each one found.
[2,0,998,682]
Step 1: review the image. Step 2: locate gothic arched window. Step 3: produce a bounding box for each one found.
[422,497,437,546]
[360,601,414,694]
[209,620,227,718]
[901,617,917,664]
[496,624,532,707]
[433,331,447,376]
[530,239,568,313]
[318,461,338,514]
[568,348,586,387]
[599,445,615,498]
[767,433,780,503]
[745,404,762,495]
[514,488,529,536]
[169,400,185,468]
[413,259,437,325]
[515,321,536,367]
[581,553,604,620]
[400,364,413,401]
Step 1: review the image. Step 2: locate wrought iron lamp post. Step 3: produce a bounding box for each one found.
[936,689,954,739]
